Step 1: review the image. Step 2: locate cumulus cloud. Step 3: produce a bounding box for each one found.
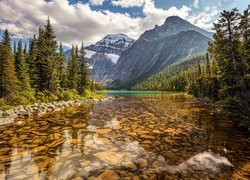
[188,6,218,30]
[0,0,218,47]
[193,0,199,8]
[89,0,105,6]
[111,0,146,8]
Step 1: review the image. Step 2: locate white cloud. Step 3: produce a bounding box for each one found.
[111,0,146,8]
[193,0,199,8]
[0,0,218,47]
[188,6,218,30]
[89,0,105,6]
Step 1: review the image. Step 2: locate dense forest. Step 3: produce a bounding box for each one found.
[0,18,94,109]
[134,7,250,119]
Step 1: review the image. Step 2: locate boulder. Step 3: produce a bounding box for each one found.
[122,161,137,171]
[97,170,119,180]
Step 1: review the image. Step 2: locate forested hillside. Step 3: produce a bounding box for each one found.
[133,54,207,91]
[134,7,250,119]
[0,18,93,109]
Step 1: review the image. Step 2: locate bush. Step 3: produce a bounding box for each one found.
[36,90,59,103]
[19,90,37,104]
[57,89,83,101]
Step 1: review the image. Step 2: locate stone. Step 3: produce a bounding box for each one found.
[94,151,123,165]
[80,160,91,167]
[133,176,140,180]
[48,138,64,148]
[72,177,83,180]
[97,170,119,180]
[152,130,161,134]
[138,158,148,169]
[93,129,111,135]
[140,135,155,139]
[0,164,4,171]
[72,124,86,128]
[30,146,47,154]
[26,164,39,174]
[122,161,137,172]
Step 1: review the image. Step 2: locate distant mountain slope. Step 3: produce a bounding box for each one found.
[105,16,212,89]
[132,54,207,91]
[64,34,135,83]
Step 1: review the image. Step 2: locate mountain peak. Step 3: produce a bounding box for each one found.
[164,16,184,22]
[85,33,135,56]
[101,34,134,42]
[140,16,213,41]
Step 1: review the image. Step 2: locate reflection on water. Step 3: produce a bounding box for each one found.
[0,92,249,179]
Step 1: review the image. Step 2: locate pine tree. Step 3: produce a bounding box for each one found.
[36,27,47,91]
[68,45,79,90]
[27,35,39,88]
[58,42,66,88]
[206,53,211,76]
[44,17,59,93]
[13,41,17,55]
[78,42,89,95]
[209,8,247,113]
[0,29,19,101]
[15,39,31,91]
[240,7,250,73]
[23,42,27,55]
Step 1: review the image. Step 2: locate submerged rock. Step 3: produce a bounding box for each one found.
[122,161,137,171]
[97,170,120,180]
[94,151,123,165]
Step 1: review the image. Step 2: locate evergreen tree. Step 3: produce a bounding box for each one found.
[58,42,66,88]
[206,53,211,76]
[13,41,17,55]
[68,45,79,90]
[44,17,59,93]
[240,7,250,73]
[0,30,19,101]
[27,35,39,88]
[36,26,47,91]
[15,39,31,91]
[78,42,89,95]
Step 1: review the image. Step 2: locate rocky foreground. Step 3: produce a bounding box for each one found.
[0,96,115,125]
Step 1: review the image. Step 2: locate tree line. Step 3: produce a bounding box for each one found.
[0,18,91,107]
[134,6,250,119]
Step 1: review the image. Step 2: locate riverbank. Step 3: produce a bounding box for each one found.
[0,96,116,125]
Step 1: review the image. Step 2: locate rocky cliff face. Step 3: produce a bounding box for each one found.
[105,16,212,89]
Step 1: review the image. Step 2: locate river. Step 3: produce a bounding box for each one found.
[0,92,249,179]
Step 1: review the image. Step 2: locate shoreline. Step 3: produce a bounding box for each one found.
[0,96,115,126]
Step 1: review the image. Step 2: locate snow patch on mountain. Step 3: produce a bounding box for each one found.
[85,50,96,59]
[106,53,120,64]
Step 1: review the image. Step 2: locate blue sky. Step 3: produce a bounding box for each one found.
[0,0,248,46]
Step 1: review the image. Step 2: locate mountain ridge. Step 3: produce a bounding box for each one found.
[105,16,212,89]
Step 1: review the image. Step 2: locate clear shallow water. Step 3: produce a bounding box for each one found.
[0,92,249,179]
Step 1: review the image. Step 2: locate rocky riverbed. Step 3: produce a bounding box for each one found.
[0,96,115,125]
[0,92,249,179]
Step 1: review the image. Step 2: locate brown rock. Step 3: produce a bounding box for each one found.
[97,170,119,180]
[122,161,137,172]
[94,151,123,165]
[138,158,148,169]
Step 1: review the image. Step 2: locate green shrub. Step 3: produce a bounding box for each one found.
[0,98,5,107]
[57,89,83,101]
[19,90,37,104]
[36,90,59,103]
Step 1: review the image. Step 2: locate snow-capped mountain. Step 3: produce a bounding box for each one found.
[86,34,135,55]
[64,34,135,83]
